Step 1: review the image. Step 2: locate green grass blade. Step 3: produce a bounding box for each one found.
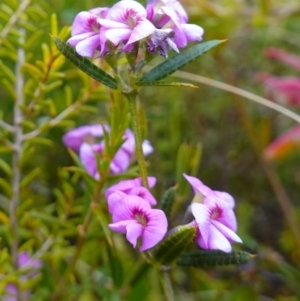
[52,36,118,89]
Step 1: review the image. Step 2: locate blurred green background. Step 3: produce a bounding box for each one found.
[1,0,300,300]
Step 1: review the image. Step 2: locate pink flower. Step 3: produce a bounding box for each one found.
[146,0,204,56]
[98,0,155,52]
[79,142,132,179]
[265,47,300,72]
[263,124,300,160]
[63,124,109,152]
[67,8,110,57]
[105,177,157,213]
[109,195,167,251]
[184,174,242,252]
[105,176,156,198]
[63,126,153,179]
[256,72,300,106]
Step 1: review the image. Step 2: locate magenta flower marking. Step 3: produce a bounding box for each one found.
[109,195,167,251]
[67,8,109,57]
[184,174,242,252]
[98,0,155,52]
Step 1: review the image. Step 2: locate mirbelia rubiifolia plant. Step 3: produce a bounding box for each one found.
[51,0,255,299]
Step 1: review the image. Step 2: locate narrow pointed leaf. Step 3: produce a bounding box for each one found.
[177,250,255,267]
[160,187,176,220]
[52,36,118,89]
[136,81,198,88]
[138,40,224,83]
[153,225,196,265]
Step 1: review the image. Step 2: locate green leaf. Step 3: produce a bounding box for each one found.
[52,36,118,89]
[177,250,255,267]
[138,40,224,83]
[0,158,12,177]
[20,167,41,188]
[160,187,176,220]
[153,225,196,265]
[106,244,123,288]
[0,178,12,197]
[136,81,198,88]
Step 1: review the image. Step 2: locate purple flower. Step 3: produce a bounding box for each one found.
[98,0,155,52]
[79,142,132,179]
[105,177,157,213]
[63,124,109,152]
[184,174,242,252]
[109,195,167,251]
[63,126,153,179]
[67,8,110,57]
[146,0,204,56]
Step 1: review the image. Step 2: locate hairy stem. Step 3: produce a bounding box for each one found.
[127,93,149,188]
[161,268,175,301]
[11,27,25,301]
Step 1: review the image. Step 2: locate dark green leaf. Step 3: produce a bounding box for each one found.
[160,187,176,220]
[52,36,118,89]
[153,225,196,265]
[136,81,198,88]
[177,250,255,267]
[138,40,224,83]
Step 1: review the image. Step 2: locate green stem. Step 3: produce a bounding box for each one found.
[161,268,175,301]
[127,92,149,188]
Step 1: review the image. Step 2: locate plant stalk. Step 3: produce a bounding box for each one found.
[161,268,175,301]
[11,27,25,301]
[127,93,149,188]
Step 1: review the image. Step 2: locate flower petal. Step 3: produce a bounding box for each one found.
[181,24,204,43]
[105,28,132,45]
[75,35,101,57]
[126,220,144,247]
[183,173,213,198]
[79,142,103,178]
[191,203,211,248]
[71,12,99,36]
[111,195,151,223]
[214,191,235,208]
[105,177,156,198]
[109,220,131,233]
[207,224,232,252]
[211,220,242,244]
[140,209,168,251]
[107,191,127,213]
[128,187,157,206]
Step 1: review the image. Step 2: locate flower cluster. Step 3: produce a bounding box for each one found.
[105,174,241,253]
[184,174,242,253]
[68,0,204,58]
[4,252,42,301]
[105,177,168,251]
[63,125,153,179]
[257,48,300,160]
